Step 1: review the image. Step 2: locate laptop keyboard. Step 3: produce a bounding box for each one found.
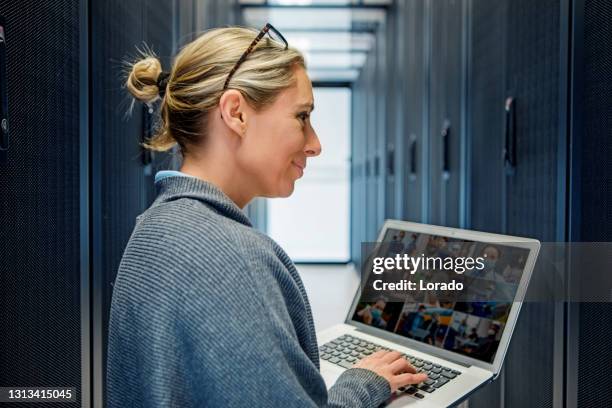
[319,334,462,399]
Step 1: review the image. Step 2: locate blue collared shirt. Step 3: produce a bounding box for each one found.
[154,170,194,183]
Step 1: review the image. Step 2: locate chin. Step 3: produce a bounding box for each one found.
[278,184,296,197]
[276,180,297,197]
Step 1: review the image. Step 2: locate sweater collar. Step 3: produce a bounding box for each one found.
[153,173,253,227]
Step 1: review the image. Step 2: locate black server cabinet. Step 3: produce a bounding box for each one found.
[0,0,84,406]
[351,75,368,265]
[399,0,427,223]
[90,0,175,405]
[428,0,464,228]
[466,0,565,407]
[502,2,564,405]
[375,21,388,232]
[351,22,388,261]
[466,0,507,235]
[464,1,507,405]
[385,2,399,219]
[568,0,612,407]
[365,53,379,242]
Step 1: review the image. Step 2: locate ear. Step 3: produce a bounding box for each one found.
[219,89,248,137]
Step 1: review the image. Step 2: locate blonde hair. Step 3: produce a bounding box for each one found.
[125,26,306,153]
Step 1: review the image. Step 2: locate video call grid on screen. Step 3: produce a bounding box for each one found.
[352,228,531,364]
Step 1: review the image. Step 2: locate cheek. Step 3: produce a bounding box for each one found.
[239,124,304,189]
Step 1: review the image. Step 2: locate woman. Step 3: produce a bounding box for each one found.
[107,25,426,407]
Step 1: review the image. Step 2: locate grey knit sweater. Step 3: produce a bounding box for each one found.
[106,174,391,407]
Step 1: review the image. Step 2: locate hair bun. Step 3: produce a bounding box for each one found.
[126,56,163,104]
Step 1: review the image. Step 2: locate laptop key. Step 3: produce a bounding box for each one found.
[418,385,435,393]
[428,373,440,380]
[329,357,340,364]
[404,386,417,395]
[414,393,425,399]
[424,379,435,386]
[434,378,449,388]
[430,367,442,374]
[423,364,433,370]
[441,371,456,379]
[338,360,354,369]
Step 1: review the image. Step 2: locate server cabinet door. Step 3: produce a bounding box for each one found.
[428,0,464,228]
[502,1,563,408]
[466,0,563,406]
[503,0,561,243]
[91,1,147,405]
[365,55,379,241]
[374,24,387,235]
[466,0,507,236]
[91,0,180,405]
[0,0,83,403]
[351,78,368,264]
[465,0,508,406]
[570,0,612,403]
[385,4,399,219]
[401,0,426,223]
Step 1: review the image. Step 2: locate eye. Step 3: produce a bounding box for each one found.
[297,112,310,123]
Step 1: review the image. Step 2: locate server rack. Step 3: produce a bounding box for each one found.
[0,1,83,406]
[351,0,612,406]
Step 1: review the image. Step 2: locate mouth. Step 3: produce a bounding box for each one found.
[292,161,305,177]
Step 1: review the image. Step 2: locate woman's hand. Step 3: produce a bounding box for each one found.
[353,350,428,393]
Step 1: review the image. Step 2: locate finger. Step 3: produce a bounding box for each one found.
[380,350,403,364]
[388,358,415,374]
[367,350,387,359]
[395,372,429,386]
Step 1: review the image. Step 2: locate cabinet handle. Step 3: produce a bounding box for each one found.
[374,155,380,177]
[442,120,450,180]
[503,97,517,170]
[0,16,9,162]
[409,134,417,179]
[387,149,395,176]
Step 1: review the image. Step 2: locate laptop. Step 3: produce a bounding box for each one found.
[318,220,540,407]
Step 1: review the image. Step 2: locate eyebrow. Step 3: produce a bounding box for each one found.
[297,102,315,112]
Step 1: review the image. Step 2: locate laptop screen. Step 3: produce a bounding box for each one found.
[351,227,531,364]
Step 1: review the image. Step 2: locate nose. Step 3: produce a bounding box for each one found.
[304,125,322,157]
